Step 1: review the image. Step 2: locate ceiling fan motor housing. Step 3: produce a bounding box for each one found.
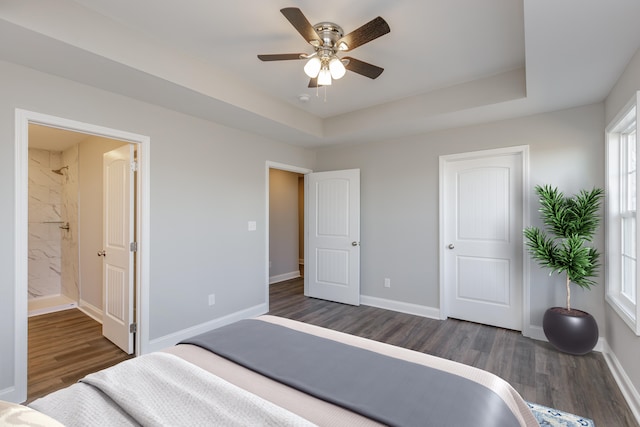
[314,22,344,53]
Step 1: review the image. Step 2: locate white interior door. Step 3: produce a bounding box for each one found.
[305,169,360,305]
[442,150,524,330]
[102,144,134,353]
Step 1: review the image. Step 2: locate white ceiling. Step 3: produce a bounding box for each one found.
[2,0,640,148]
[69,0,526,118]
[28,124,92,151]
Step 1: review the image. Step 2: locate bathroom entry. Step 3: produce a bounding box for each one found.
[27,124,136,353]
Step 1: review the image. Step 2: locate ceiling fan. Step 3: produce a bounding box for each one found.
[257,8,390,88]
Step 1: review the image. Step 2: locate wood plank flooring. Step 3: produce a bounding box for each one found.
[27,309,132,403]
[268,278,639,427]
[27,280,638,426]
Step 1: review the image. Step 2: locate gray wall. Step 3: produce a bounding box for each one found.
[604,47,640,396]
[0,60,315,398]
[268,169,300,280]
[315,103,606,331]
[2,46,639,407]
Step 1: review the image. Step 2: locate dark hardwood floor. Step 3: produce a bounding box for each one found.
[27,279,638,426]
[27,309,132,403]
[268,278,639,427]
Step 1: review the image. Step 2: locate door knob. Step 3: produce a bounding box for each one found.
[448,244,455,249]
[97,250,106,257]
[352,241,360,246]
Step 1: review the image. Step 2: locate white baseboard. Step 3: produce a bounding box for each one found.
[602,340,640,425]
[78,299,103,324]
[269,271,301,285]
[0,386,18,403]
[523,325,547,342]
[27,294,77,317]
[360,295,441,319]
[146,303,268,353]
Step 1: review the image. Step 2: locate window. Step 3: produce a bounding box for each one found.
[606,92,640,335]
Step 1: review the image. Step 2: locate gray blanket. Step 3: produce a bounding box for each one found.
[181,319,521,427]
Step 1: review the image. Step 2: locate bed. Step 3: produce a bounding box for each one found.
[27,315,539,426]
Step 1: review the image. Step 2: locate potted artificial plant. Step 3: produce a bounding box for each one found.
[524,184,604,355]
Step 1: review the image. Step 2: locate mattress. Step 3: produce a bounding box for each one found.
[28,315,538,426]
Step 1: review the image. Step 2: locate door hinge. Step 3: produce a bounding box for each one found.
[129,323,137,334]
[130,241,138,252]
[130,161,138,172]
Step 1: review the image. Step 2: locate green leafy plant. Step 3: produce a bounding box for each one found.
[523,185,604,311]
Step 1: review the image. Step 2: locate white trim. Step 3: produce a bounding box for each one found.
[26,294,77,317]
[12,109,151,404]
[78,299,103,324]
[439,145,530,332]
[147,303,268,353]
[27,302,77,318]
[605,92,640,336]
[525,325,547,342]
[12,110,28,403]
[269,271,301,284]
[360,295,441,320]
[603,340,640,425]
[520,147,531,337]
[265,161,312,308]
[0,387,16,401]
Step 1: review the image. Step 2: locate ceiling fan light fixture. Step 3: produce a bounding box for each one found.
[329,57,346,79]
[258,8,391,89]
[318,68,332,86]
[304,57,322,78]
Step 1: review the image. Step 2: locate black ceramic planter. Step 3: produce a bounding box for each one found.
[542,307,598,355]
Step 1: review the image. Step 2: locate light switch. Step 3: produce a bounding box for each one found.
[248,221,257,231]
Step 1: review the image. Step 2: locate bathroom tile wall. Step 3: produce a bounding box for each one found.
[28,146,79,301]
[28,148,63,298]
[61,145,79,301]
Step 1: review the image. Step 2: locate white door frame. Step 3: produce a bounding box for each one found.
[14,109,151,403]
[265,161,312,305]
[438,145,530,336]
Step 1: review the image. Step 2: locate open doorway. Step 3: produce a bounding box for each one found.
[27,125,132,400]
[266,163,362,308]
[14,109,151,403]
[27,125,128,318]
[269,168,304,284]
[266,162,312,306]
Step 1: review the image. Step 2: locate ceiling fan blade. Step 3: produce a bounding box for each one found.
[280,7,323,47]
[336,16,390,51]
[308,77,318,88]
[257,53,305,61]
[344,57,384,79]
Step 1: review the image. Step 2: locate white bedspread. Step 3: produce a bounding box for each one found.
[29,352,316,427]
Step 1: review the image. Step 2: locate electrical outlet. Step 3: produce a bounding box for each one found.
[208,293,216,306]
[384,278,391,288]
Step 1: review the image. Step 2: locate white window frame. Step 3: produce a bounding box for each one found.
[606,92,640,335]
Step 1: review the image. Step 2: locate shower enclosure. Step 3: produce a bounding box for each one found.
[28,146,79,316]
